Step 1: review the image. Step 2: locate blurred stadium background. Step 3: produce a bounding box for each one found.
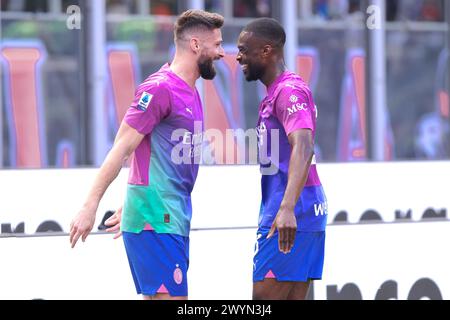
[0,0,449,300]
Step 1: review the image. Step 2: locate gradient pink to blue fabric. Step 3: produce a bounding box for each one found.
[256,71,328,232]
[122,64,203,236]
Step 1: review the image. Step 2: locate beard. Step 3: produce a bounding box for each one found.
[198,54,217,80]
[244,62,265,82]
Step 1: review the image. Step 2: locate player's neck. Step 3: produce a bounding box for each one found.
[170,54,199,89]
[261,60,286,88]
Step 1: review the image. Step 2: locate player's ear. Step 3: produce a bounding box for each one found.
[190,37,201,54]
[261,45,273,58]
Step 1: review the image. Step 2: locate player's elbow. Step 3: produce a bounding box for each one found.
[111,139,135,163]
[122,145,135,161]
[294,141,314,163]
[304,143,315,162]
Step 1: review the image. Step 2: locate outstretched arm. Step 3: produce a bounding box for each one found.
[69,122,144,248]
[267,129,314,253]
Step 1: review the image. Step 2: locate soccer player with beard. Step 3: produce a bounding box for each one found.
[69,9,225,300]
[237,18,328,300]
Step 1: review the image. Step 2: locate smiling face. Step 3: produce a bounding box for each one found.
[236,31,268,82]
[196,28,225,80]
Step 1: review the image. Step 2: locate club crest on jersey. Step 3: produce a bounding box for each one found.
[137,92,153,111]
[174,264,183,285]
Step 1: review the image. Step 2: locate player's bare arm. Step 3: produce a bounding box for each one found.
[268,129,314,253]
[69,122,144,248]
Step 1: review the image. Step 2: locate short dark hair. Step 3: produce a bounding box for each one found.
[242,18,286,48]
[174,9,224,41]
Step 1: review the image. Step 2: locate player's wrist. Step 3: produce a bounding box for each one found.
[279,202,295,212]
[81,201,98,215]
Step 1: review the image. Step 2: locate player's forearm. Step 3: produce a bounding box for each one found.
[280,143,314,210]
[82,142,131,212]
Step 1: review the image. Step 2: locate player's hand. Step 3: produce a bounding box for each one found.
[267,207,297,254]
[69,206,96,248]
[105,207,123,239]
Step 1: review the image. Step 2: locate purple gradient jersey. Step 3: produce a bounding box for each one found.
[121,64,203,236]
[257,71,328,232]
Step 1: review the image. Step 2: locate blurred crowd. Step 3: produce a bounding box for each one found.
[312,0,445,22]
[1,0,448,162]
[0,0,446,22]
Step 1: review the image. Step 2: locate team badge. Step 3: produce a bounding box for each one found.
[137,92,153,111]
[174,264,183,285]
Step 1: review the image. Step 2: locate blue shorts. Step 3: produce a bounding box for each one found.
[122,230,189,297]
[253,227,326,282]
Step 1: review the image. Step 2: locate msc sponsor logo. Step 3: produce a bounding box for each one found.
[288,103,308,116]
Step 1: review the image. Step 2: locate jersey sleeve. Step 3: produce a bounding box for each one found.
[274,86,315,135]
[124,81,172,135]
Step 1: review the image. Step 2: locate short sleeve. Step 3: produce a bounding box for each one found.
[124,81,172,135]
[274,87,314,135]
